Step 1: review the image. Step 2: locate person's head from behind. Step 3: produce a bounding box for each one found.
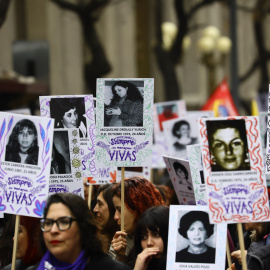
[111,81,143,102]
[173,162,188,181]
[40,193,101,264]
[178,211,214,248]
[8,119,38,152]
[17,216,42,265]
[93,184,119,236]
[172,120,190,139]
[50,98,79,129]
[134,206,169,260]
[206,119,249,171]
[112,177,165,234]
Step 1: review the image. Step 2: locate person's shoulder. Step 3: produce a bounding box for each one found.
[87,252,131,270]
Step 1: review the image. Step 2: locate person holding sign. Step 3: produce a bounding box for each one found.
[5,119,39,165]
[104,81,143,127]
[206,119,250,172]
[110,177,165,263]
[35,193,130,270]
[133,206,169,270]
[176,211,216,263]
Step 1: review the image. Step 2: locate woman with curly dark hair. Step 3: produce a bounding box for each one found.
[110,177,165,264]
[104,81,144,127]
[5,119,39,165]
[176,211,216,263]
[33,193,130,270]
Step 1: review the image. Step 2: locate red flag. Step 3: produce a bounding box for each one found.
[201,78,239,117]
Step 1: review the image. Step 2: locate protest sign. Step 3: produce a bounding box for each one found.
[199,116,270,223]
[163,115,200,158]
[163,156,196,205]
[166,205,227,270]
[49,129,84,197]
[40,95,96,178]
[95,78,154,168]
[0,112,54,217]
[187,144,207,205]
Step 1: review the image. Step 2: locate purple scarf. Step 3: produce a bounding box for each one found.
[36,250,88,270]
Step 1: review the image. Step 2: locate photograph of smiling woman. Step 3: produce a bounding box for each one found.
[50,97,87,138]
[5,119,39,165]
[104,80,144,127]
[206,119,250,172]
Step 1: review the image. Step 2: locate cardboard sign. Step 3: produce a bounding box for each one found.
[163,115,200,158]
[40,95,96,178]
[153,100,186,134]
[166,205,227,269]
[95,78,154,168]
[49,129,84,197]
[163,155,196,205]
[199,116,270,223]
[0,113,54,217]
[187,144,207,205]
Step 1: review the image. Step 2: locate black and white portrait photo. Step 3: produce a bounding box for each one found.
[5,119,39,165]
[50,131,71,175]
[103,80,144,127]
[175,210,216,264]
[206,119,251,172]
[173,161,193,191]
[50,97,87,138]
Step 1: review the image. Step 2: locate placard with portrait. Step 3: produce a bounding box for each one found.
[0,112,54,217]
[199,116,270,223]
[163,115,200,158]
[39,95,96,178]
[163,156,196,205]
[95,78,154,168]
[49,129,84,197]
[166,205,227,270]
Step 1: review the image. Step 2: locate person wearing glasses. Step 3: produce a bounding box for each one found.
[206,119,250,172]
[35,193,131,270]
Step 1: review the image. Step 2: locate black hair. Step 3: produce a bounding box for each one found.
[206,119,248,148]
[40,193,102,257]
[111,81,143,103]
[6,119,38,153]
[178,211,214,239]
[134,206,169,270]
[50,98,85,128]
[172,120,190,139]
[173,162,189,180]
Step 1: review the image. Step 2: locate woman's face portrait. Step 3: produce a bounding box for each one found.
[177,124,190,137]
[176,168,186,180]
[114,85,128,98]
[211,127,245,170]
[186,220,207,247]
[140,228,164,258]
[43,203,81,264]
[62,108,78,128]
[18,127,36,151]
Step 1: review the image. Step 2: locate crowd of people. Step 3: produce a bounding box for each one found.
[0,175,269,270]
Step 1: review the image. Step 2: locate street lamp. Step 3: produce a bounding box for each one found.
[197,26,231,95]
